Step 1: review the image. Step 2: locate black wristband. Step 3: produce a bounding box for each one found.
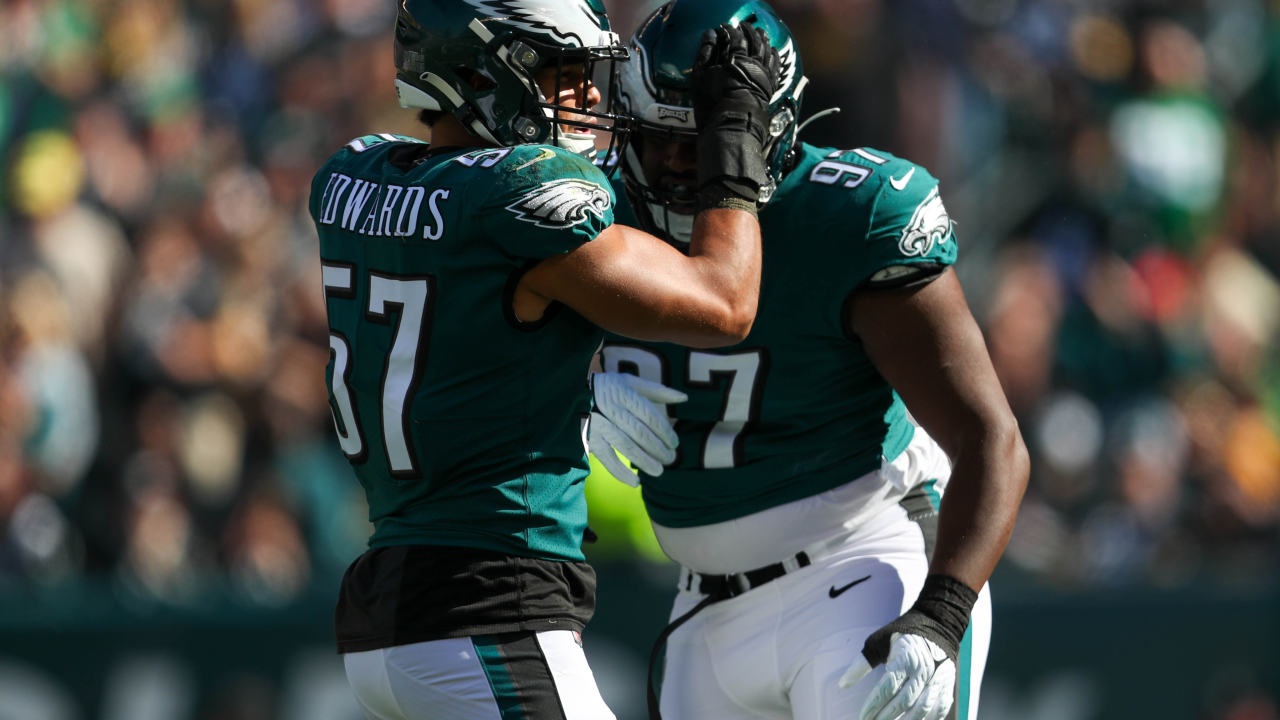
[861,574,978,666]
[696,99,769,192]
[698,179,759,216]
[699,100,769,142]
[910,574,978,653]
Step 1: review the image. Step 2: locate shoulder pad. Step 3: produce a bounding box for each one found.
[800,146,925,197]
[343,133,426,154]
[783,144,956,288]
[454,144,605,177]
[473,145,616,257]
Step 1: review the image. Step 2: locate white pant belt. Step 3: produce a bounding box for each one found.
[678,530,855,598]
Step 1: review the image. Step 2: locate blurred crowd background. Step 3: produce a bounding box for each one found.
[1,0,1279,622]
[4,0,1280,717]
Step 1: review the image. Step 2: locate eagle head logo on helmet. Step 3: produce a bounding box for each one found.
[462,0,605,48]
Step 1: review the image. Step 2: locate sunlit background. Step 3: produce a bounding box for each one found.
[1,0,1279,718]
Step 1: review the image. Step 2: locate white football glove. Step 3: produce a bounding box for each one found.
[839,633,956,720]
[589,372,687,487]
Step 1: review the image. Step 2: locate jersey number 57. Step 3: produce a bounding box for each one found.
[322,261,436,479]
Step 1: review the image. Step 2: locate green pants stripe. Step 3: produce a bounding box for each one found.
[473,636,524,720]
[473,633,569,720]
[957,622,973,720]
[908,478,976,720]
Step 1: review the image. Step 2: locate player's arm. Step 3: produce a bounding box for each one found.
[518,209,760,348]
[518,22,780,348]
[849,269,1029,590]
[838,269,1029,720]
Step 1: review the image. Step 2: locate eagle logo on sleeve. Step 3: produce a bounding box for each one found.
[898,186,953,257]
[506,178,612,229]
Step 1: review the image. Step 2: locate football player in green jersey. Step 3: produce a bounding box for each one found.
[590,2,1030,720]
[312,1,786,718]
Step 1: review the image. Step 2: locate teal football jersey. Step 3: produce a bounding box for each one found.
[605,143,957,528]
[311,135,615,561]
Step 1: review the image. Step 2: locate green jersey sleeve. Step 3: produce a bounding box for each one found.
[855,154,957,290]
[475,145,616,260]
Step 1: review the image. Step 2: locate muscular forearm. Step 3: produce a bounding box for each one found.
[519,214,760,348]
[684,208,762,338]
[848,271,1030,593]
[930,420,1029,592]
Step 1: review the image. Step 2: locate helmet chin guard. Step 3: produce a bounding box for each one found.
[650,203,695,244]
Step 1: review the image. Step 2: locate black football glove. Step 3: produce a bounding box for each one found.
[690,21,783,210]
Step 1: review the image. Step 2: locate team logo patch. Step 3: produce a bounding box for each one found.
[898,186,952,258]
[657,106,690,123]
[506,178,611,229]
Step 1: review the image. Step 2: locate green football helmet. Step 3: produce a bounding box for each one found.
[617,0,805,242]
[393,0,631,162]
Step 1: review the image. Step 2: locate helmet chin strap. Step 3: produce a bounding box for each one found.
[554,130,598,160]
[650,203,693,244]
[538,99,599,160]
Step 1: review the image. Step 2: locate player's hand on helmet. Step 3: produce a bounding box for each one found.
[589,372,686,487]
[839,630,955,720]
[690,21,782,203]
[691,21,782,127]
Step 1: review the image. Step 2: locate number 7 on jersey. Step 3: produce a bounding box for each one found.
[601,345,769,470]
[687,349,768,469]
[323,261,436,479]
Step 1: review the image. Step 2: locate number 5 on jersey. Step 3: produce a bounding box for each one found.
[323,261,436,479]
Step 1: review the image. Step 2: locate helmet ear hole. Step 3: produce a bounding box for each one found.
[455,67,498,92]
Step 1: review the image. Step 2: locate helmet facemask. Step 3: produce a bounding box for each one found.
[489,29,633,165]
[622,123,699,243]
[621,101,799,245]
[614,1,806,245]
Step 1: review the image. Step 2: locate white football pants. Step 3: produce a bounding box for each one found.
[657,430,991,720]
[345,631,616,720]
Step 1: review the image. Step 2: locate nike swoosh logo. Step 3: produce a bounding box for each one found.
[513,147,556,171]
[889,167,915,191]
[829,575,872,598]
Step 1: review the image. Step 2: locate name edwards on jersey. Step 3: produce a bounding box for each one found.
[315,142,613,243]
[317,172,452,240]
